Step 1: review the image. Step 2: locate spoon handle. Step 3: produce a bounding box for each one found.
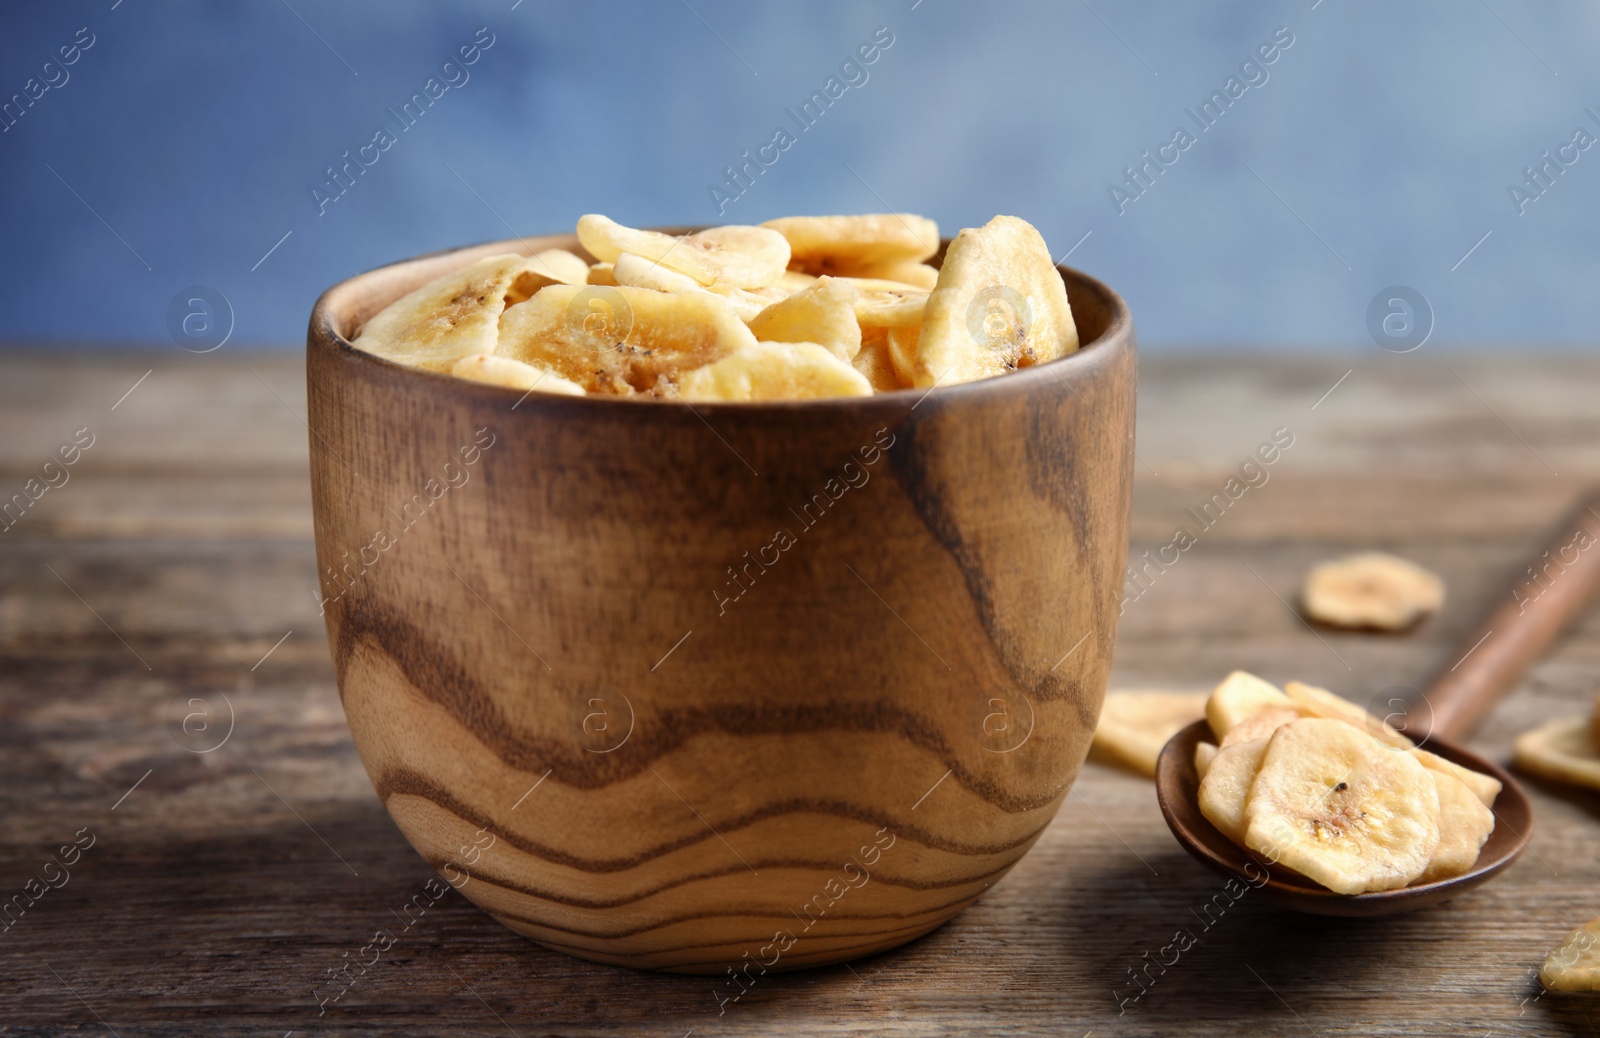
[1416,490,1600,741]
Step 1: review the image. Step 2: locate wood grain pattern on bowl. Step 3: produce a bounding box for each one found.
[306,231,1137,973]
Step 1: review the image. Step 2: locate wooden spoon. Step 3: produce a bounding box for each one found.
[1156,490,1600,916]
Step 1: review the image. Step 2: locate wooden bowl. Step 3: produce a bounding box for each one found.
[306,231,1136,974]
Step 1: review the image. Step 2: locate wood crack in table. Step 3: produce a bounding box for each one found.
[2,349,1598,1036]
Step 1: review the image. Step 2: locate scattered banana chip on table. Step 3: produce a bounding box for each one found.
[1301,551,1445,630]
[1091,691,1208,778]
[1187,671,1500,894]
[1541,917,1600,992]
[348,212,1080,401]
[1514,714,1600,791]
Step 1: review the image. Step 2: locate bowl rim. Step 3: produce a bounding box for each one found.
[308,228,1135,413]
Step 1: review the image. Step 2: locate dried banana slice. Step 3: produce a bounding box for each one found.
[505,269,560,307]
[762,214,940,273]
[886,324,919,388]
[1219,706,1303,749]
[351,253,525,372]
[1243,718,1440,894]
[688,225,792,288]
[711,282,790,322]
[1198,736,1271,843]
[609,252,715,294]
[913,215,1078,388]
[1283,681,1413,749]
[610,252,775,322]
[846,279,929,329]
[779,269,820,293]
[575,214,676,263]
[1194,741,1218,779]
[1418,770,1495,883]
[851,329,904,392]
[498,284,755,395]
[843,260,939,290]
[577,214,788,289]
[506,250,593,306]
[524,248,590,285]
[1301,552,1445,630]
[1205,671,1292,738]
[1541,918,1600,992]
[450,353,585,396]
[587,262,618,286]
[748,277,862,361]
[1091,691,1208,778]
[676,341,872,402]
[1410,746,1501,807]
[1514,716,1600,791]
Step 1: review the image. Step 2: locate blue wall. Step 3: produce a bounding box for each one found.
[2,0,1597,349]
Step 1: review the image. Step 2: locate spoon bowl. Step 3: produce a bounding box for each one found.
[1156,720,1532,917]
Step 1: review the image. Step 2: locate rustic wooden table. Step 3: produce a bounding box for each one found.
[2,349,1598,1036]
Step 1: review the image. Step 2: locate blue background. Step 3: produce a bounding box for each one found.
[1,0,1597,350]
